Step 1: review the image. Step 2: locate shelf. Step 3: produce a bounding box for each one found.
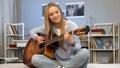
[89,34,118,37]
[89,49,119,51]
[80,40,88,42]
[6,47,19,49]
[3,57,19,63]
[6,34,23,37]
[88,23,120,64]
[4,23,24,63]
[12,40,28,47]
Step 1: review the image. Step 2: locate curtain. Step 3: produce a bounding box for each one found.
[1,0,17,23]
[0,0,17,57]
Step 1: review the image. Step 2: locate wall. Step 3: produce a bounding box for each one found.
[16,0,21,23]
[21,0,41,39]
[0,0,3,57]
[21,0,120,39]
[85,0,120,23]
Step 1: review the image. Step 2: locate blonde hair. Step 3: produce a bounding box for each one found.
[44,3,65,37]
[44,2,66,50]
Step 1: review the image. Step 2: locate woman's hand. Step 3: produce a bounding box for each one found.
[64,32,75,46]
[36,35,45,44]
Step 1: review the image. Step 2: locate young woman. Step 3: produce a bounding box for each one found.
[30,2,90,68]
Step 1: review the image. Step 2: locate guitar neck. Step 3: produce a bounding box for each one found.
[45,35,64,46]
[44,25,90,46]
[45,30,78,46]
[69,30,75,35]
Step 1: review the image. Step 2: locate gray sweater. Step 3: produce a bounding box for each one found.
[30,20,81,65]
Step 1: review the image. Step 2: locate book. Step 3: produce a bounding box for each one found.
[93,51,97,63]
[90,38,98,49]
[10,25,17,35]
[109,24,113,35]
[13,26,18,35]
[91,29,105,35]
[91,32,105,35]
[8,25,14,35]
[108,54,113,63]
[9,43,17,48]
[91,29,105,32]
[94,38,104,49]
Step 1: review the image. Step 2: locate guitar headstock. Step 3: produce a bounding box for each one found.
[75,25,90,35]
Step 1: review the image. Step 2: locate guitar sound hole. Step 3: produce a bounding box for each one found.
[39,43,44,49]
[52,41,59,50]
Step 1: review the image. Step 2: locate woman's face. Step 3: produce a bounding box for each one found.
[48,6,61,24]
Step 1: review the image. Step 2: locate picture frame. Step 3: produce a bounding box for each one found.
[66,2,84,18]
[62,10,66,18]
[41,3,47,19]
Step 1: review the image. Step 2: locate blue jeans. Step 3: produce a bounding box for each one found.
[31,48,90,68]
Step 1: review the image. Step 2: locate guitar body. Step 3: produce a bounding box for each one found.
[23,38,59,68]
[23,38,44,68]
[44,41,59,58]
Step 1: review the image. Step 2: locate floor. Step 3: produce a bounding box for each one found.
[0,63,120,68]
[0,63,28,68]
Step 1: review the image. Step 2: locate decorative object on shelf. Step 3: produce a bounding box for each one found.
[94,38,104,49]
[79,35,87,40]
[104,39,112,49]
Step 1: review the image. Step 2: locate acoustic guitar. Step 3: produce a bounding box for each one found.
[23,25,90,68]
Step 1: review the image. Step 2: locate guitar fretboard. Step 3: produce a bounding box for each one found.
[44,25,90,46]
[45,35,64,46]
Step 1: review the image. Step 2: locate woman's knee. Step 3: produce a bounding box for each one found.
[78,48,90,59]
[31,54,43,64]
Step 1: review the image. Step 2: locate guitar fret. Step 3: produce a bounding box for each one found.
[45,35,63,46]
[69,31,74,35]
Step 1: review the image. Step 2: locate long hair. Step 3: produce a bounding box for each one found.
[44,3,66,50]
[44,3,65,36]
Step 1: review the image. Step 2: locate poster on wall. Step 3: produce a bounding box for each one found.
[66,2,84,18]
[62,10,66,18]
[41,3,46,18]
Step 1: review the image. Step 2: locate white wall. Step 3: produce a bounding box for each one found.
[21,0,120,39]
[85,0,120,23]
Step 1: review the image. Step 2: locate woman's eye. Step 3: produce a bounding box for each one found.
[49,13,53,16]
[55,11,59,14]
[49,10,60,16]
